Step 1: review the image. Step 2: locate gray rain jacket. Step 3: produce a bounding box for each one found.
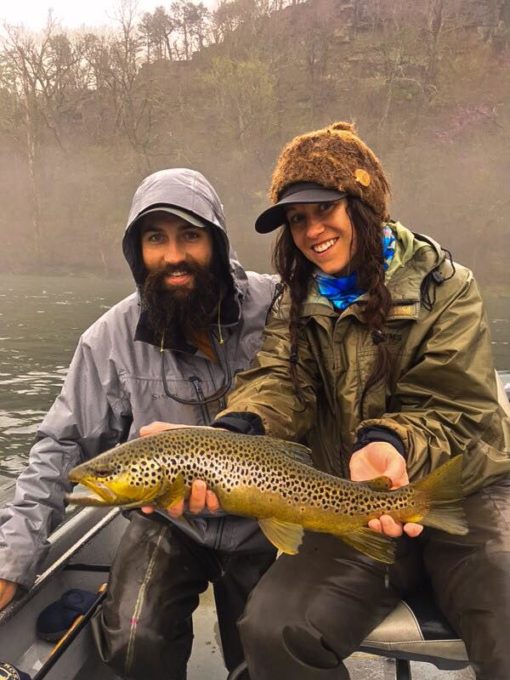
[0,168,277,588]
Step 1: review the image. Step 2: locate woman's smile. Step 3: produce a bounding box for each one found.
[311,237,339,255]
[286,200,356,276]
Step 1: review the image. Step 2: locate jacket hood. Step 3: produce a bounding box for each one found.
[122,168,248,328]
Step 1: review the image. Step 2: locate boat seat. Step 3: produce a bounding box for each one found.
[357,587,470,678]
[226,587,471,680]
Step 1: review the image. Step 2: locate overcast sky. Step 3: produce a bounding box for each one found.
[1,0,218,32]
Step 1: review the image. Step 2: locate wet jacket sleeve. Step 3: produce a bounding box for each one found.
[358,271,502,481]
[0,330,130,588]
[217,299,321,442]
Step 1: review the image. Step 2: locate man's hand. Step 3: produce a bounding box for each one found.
[139,421,191,437]
[139,421,221,516]
[350,442,423,539]
[0,579,18,610]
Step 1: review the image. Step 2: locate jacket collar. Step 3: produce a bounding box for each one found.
[300,222,447,323]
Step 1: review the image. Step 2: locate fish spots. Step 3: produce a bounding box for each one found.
[77,428,422,527]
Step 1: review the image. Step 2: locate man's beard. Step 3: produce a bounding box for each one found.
[141,261,224,345]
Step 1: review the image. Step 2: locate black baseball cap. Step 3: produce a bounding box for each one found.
[255,182,347,233]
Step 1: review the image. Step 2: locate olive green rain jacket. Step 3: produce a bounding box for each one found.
[219,222,510,494]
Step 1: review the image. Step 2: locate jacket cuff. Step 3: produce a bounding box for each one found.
[211,412,265,435]
[352,426,406,456]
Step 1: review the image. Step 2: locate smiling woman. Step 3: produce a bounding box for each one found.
[285,200,356,277]
[209,120,510,680]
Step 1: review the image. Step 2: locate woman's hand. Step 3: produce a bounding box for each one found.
[349,442,423,538]
[139,421,221,516]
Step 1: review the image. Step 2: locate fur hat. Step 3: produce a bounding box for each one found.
[268,121,390,225]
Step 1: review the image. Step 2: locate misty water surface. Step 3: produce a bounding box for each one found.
[0,274,133,480]
[0,274,509,482]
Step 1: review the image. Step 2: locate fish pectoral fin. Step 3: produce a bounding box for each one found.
[258,518,304,555]
[156,473,188,510]
[336,527,396,564]
[120,499,147,509]
[358,476,393,492]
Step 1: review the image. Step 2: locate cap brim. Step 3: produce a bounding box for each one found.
[136,206,206,230]
[255,188,346,233]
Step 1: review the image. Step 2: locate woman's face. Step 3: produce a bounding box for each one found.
[285,199,357,276]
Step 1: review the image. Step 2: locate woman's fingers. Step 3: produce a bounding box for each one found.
[368,515,423,538]
[368,515,403,537]
[403,522,424,537]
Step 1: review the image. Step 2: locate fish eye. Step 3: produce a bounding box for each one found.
[93,467,112,478]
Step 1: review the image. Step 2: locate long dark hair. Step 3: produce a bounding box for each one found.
[272,195,392,414]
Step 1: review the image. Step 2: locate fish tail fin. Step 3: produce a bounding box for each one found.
[413,455,468,535]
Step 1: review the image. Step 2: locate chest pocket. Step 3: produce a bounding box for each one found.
[349,320,414,420]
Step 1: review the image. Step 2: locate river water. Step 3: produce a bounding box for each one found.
[0,274,509,480]
[0,274,133,479]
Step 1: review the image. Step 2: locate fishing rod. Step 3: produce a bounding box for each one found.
[32,583,107,680]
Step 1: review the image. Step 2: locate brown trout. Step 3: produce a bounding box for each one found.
[65,427,468,563]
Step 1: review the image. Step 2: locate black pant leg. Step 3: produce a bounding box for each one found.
[238,532,419,680]
[423,481,510,680]
[213,549,276,671]
[94,512,213,680]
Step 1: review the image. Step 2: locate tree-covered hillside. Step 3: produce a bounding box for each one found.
[0,0,509,281]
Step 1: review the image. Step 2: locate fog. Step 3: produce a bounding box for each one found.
[0,0,509,288]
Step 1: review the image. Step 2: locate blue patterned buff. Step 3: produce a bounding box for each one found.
[314,225,396,311]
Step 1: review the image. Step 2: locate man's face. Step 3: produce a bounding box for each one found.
[140,213,213,290]
[139,212,224,340]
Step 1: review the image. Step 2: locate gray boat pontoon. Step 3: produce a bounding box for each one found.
[0,502,475,680]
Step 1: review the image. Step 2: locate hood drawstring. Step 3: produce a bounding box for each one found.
[420,248,456,311]
[217,298,224,345]
[160,346,233,407]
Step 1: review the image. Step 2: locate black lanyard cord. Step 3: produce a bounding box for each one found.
[160,339,233,406]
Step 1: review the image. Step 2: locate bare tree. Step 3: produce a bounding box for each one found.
[171,0,210,60]
[138,7,177,62]
[1,15,68,259]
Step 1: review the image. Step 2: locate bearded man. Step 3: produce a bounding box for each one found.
[0,169,277,680]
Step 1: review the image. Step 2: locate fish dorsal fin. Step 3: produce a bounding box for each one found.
[267,438,314,467]
[156,473,188,510]
[337,527,396,564]
[357,476,393,492]
[258,518,304,555]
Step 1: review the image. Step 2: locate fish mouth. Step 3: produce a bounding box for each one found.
[64,488,111,506]
[65,479,165,508]
[65,480,122,506]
